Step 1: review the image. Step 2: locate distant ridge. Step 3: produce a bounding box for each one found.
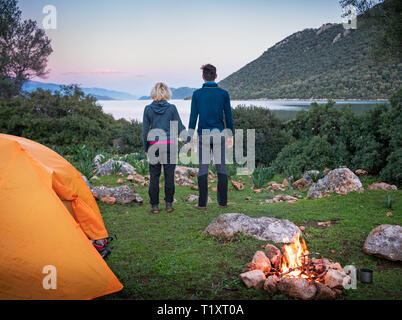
[139,87,197,100]
[22,80,138,100]
[219,9,402,100]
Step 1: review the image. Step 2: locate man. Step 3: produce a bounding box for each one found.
[189,64,234,209]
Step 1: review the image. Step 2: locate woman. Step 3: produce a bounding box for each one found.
[142,82,186,214]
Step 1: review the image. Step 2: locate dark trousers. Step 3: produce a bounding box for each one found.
[148,147,176,206]
[198,135,228,206]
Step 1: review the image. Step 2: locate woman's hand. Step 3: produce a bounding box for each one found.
[226,137,234,149]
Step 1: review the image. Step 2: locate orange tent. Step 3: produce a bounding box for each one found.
[0,134,123,299]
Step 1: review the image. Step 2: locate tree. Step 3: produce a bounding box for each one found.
[340,0,402,60]
[0,0,53,100]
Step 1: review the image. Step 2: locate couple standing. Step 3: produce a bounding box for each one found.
[142,64,234,213]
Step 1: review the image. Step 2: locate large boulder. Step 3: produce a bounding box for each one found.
[203,213,301,243]
[363,224,402,261]
[92,185,141,204]
[96,160,135,176]
[307,167,364,199]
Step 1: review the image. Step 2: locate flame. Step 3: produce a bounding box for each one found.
[280,233,310,279]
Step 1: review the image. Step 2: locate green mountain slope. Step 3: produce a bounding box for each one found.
[219,21,401,99]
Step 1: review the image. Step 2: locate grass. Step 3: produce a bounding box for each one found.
[92,174,402,300]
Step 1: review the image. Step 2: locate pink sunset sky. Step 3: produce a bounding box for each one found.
[19,0,345,96]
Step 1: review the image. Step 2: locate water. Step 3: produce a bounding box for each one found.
[98,99,389,126]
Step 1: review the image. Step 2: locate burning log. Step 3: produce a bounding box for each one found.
[241,233,347,300]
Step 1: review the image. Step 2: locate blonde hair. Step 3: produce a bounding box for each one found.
[150,82,171,101]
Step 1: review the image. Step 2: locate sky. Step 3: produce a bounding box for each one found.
[19,0,346,96]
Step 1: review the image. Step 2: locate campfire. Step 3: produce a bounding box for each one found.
[240,233,352,300]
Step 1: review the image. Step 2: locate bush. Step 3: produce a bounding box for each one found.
[273,135,336,177]
[232,105,290,166]
[0,86,125,151]
[118,119,143,154]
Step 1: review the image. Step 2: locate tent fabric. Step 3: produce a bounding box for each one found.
[0,134,123,299]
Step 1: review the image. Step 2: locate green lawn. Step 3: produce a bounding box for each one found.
[93,174,402,300]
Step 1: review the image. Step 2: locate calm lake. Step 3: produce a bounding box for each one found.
[99,99,389,126]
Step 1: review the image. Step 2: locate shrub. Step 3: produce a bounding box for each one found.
[232,105,290,166]
[0,86,125,150]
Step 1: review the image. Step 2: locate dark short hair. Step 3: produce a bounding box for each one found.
[201,64,217,81]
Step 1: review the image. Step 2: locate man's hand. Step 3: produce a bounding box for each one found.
[226,137,234,149]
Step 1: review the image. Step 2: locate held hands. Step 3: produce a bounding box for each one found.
[226,137,234,149]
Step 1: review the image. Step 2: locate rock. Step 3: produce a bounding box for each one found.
[324,269,351,289]
[186,194,212,203]
[307,167,364,199]
[323,167,330,176]
[314,282,337,300]
[239,270,266,289]
[96,160,135,176]
[203,213,301,243]
[277,277,317,300]
[191,185,198,191]
[263,275,279,294]
[245,196,252,201]
[212,187,217,192]
[175,166,198,177]
[92,185,136,204]
[231,180,245,191]
[265,244,282,269]
[176,176,195,186]
[386,212,393,217]
[117,178,124,184]
[133,193,144,203]
[363,224,402,261]
[90,175,100,181]
[101,197,116,205]
[355,169,368,175]
[81,174,93,190]
[303,170,320,184]
[282,179,288,187]
[332,32,342,44]
[93,154,107,166]
[268,181,285,191]
[316,23,335,35]
[367,182,397,191]
[328,262,343,272]
[252,251,271,272]
[272,195,298,203]
[253,189,262,194]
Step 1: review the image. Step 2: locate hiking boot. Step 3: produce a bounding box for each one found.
[151,205,160,214]
[194,204,207,210]
[218,204,228,209]
[166,202,174,212]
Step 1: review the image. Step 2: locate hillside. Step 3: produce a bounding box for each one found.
[22,81,138,100]
[219,19,401,99]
